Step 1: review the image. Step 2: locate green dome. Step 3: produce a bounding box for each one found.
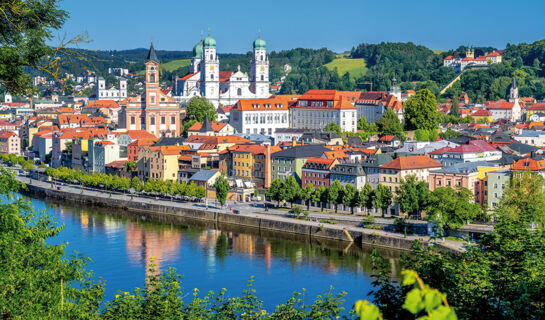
[192,40,203,58]
[253,37,266,49]
[203,35,216,48]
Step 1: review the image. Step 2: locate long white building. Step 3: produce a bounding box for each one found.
[229,97,290,135]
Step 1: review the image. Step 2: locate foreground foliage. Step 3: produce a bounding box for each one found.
[0,167,459,319]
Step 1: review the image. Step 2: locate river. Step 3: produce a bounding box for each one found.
[23,195,402,310]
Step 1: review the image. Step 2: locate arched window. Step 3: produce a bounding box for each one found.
[237,88,242,96]
[261,55,264,61]
[150,74,155,82]
[211,74,214,80]
[261,75,264,81]
[210,54,213,60]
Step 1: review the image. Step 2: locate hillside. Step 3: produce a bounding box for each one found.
[135,58,191,75]
[324,55,367,79]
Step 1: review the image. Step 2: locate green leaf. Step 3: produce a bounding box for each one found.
[402,270,418,286]
[423,290,442,311]
[403,288,424,314]
[355,300,381,320]
[429,305,458,320]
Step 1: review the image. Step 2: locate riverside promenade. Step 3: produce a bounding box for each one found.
[16,174,466,253]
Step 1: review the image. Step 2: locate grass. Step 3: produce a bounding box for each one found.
[324,57,367,80]
[433,50,446,54]
[136,58,191,75]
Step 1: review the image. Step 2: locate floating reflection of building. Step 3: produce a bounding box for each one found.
[125,222,182,277]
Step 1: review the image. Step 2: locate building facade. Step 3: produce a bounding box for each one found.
[175,34,270,107]
[121,42,181,138]
[229,97,290,135]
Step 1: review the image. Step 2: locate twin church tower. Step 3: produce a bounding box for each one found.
[175,32,270,106]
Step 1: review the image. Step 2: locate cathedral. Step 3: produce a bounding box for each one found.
[175,33,270,107]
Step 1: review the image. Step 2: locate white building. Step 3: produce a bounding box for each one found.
[96,77,127,101]
[229,97,290,135]
[513,130,545,147]
[486,78,521,122]
[443,49,503,71]
[290,90,358,133]
[175,33,270,107]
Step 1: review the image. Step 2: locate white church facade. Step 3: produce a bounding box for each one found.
[96,77,127,101]
[175,33,270,107]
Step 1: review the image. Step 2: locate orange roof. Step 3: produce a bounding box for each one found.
[323,150,347,160]
[185,135,252,145]
[512,158,545,171]
[146,145,189,156]
[379,135,396,142]
[0,130,16,139]
[227,144,281,155]
[105,160,127,168]
[380,155,442,170]
[472,109,491,117]
[486,100,515,110]
[233,97,290,111]
[58,107,75,113]
[219,71,233,82]
[178,155,193,161]
[444,56,453,60]
[302,157,337,170]
[486,51,501,57]
[95,140,115,146]
[188,121,228,132]
[85,100,120,108]
[178,72,198,81]
[124,130,156,140]
[127,138,157,147]
[527,103,545,111]
[294,90,357,110]
[529,122,545,129]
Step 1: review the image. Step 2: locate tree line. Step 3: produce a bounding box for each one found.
[45,166,206,198]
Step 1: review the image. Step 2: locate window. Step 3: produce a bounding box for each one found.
[150,117,155,125]
[210,54,213,60]
[237,88,242,96]
[211,74,214,80]
[171,116,176,124]
[131,117,135,125]
[261,75,264,81]
[150,74,155,82]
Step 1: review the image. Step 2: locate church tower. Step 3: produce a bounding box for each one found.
[201,32,219,105]
[190,36,203,74]
[388,76,401,101]
[509,77,518,103]
[145,40,161,108]
[251,33,269,98]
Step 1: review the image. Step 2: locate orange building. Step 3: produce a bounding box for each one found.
[122,41,181,138]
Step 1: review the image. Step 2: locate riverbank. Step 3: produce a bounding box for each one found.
[19,176,465,253]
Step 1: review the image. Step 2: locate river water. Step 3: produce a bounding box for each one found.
[23,195,402,310]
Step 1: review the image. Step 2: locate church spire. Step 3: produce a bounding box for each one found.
[146,38,160,63]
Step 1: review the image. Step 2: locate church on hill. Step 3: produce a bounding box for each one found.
[174,32,270,107]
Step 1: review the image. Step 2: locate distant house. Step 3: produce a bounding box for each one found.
[513,130,545,147]
[379,155,442,193]
[187,117,235,136]
[329,162,366,190]
[429,140,502,167]
[301,157,338,188]
[271,145,330,182]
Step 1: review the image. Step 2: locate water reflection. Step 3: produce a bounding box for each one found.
[29,196,402,308]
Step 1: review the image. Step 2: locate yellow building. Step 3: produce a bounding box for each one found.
[379,155,442,193]
[138,145,189,181]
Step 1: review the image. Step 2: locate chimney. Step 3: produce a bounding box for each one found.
[265,145,271,188]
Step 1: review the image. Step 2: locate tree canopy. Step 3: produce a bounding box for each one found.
[404,89,441,131]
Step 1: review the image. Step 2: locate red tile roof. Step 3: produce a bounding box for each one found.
[302,157,337,170]
[486,100,515,110]
[124,130,156,140]
[178,72,198,81]
[429,140,497,155]
[527,103,545,112]
[512,158,545,171]
[219,71,233,82]
[472,109,491,117]
[380,155,442,170]
[232,97,290,111]
[0,130,16,139]
[188,121,228,132]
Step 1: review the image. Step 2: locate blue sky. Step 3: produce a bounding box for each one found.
[59,0,544,53]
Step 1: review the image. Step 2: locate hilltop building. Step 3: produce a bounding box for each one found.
[175,32,270,107]
[443,48,503,71]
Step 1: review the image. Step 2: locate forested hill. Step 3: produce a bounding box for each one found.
[56,39,545,101]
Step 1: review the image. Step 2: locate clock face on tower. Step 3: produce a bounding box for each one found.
[210,66,214,71]
[260,66,265,71]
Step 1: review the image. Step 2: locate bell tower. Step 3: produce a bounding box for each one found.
[250,31,269,98]
[145,39,161,108]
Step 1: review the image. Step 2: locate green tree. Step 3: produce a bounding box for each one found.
[342,184,360,214]
[404,89,441,130]
[301,184,315,211]
[185,96,217,122]
[426,186,481,232]
[281,176,301,208]
[214,174,230,207]
[0,1,72,95]
[360,183,374,214]
[357,116,369,131]
[450,98,460,117]
[396,175,430,218]
[414,129,429,141]
[376,108,403,137]
[324,122,342,137]
[373,184,392,217]
[327,180,344,213]
[317,185,328,212]
[266,178,284,207]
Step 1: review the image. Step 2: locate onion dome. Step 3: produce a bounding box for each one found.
[253,37,266,50]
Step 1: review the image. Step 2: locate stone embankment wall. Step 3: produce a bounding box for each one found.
[23,184,459,253]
